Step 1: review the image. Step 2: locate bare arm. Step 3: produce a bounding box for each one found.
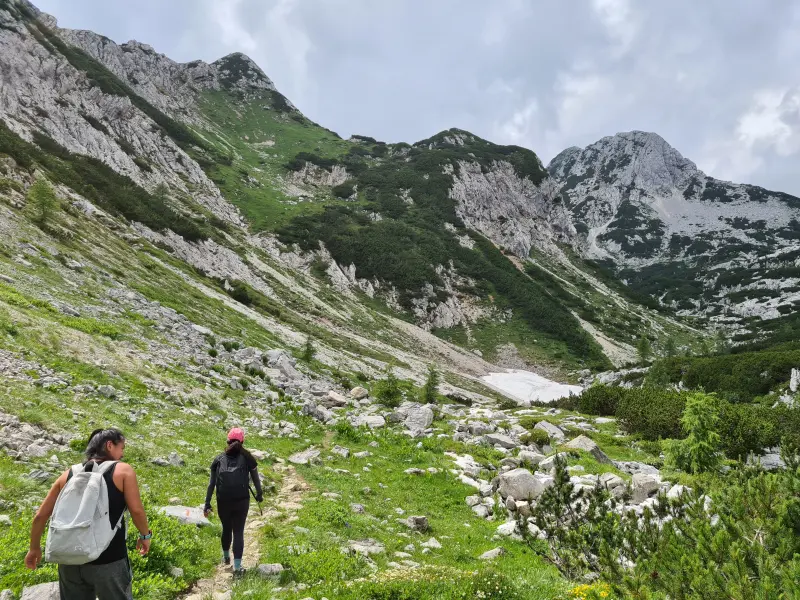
[119,463,149,536]
[25,469,68,569]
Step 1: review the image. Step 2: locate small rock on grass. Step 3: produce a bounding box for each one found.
[479,547,506,560]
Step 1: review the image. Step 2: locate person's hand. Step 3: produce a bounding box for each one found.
[136,538,150,556]
[255,494,263,503]
[24,547,42,570]
[203,505,213,518]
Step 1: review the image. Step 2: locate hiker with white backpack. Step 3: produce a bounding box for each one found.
[24,428,151,600]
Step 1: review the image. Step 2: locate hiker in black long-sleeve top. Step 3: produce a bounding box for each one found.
[203,427,262,574]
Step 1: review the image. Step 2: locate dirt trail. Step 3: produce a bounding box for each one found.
[182,463,310,600]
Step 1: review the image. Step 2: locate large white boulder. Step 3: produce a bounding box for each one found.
[497,468,551,501]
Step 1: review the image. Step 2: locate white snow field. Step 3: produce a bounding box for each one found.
[481,370,582,405]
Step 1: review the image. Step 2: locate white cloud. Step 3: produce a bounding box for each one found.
[700,87,800,183]
[210,0,257,54]
[591,0,638,56]
[493,98,539,147]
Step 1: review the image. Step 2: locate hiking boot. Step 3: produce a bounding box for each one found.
[223,556,231,566]
[233,568,247,579]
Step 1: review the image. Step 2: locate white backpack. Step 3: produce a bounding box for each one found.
[45,460,125,565]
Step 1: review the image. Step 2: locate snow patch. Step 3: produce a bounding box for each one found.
[481,370,582,404]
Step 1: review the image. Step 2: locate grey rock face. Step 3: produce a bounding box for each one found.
[450,161,576,258]
[0,10,243,227]
[550,131,800,325]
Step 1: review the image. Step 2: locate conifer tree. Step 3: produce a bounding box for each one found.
[421,364,440,403]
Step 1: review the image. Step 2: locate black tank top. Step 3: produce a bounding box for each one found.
[66,461,128,564]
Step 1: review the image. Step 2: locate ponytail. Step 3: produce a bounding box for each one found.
[85,428,125,461]
[225,439,254,464]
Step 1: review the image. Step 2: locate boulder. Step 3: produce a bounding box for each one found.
[20,582,59,600]
[495,521,522,540]
[351,415,386,429]
[420,537,441,549]
[257,563,285,578]
[518,450,545,467]
[288,448,321,465]
[348,539,385,556]
[484,433,517,449]
[614,461,661,477]
[350,387,369,400]
[302,401,333,423]
[564,435,612,464]
[404,516,429,532]
[666,484,691,500]
[250,449,269,461]
[631,473,660,504]
[479,547,506,560]
[275,355,302,380]
[159,506,211,526]
[534,421,565,443]
[324,391,349,408]
[168,451,185,467]
[97,385,117,398]
[599,472,625,491]
[404,406,434,432]
[332,445,350,458]
[497,468,550,501]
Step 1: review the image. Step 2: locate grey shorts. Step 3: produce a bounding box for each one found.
[58,557,133,600]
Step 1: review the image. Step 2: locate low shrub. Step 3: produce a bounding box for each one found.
[615,387,686,440]
[576,384,623,416]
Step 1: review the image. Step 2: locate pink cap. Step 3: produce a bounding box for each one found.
[227,427,245,443]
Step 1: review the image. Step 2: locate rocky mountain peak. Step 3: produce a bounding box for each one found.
[549,130,699,193]
[211,52,276,92]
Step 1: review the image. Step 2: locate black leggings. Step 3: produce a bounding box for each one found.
[217,497,250,559]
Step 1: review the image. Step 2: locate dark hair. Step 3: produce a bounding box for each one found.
[225,438,253,463]
[85,428,125,461]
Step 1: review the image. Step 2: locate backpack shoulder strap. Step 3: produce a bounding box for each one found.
[95,460,119,475]
[66,463,84,481]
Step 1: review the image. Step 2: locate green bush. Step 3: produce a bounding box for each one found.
[576,384,622,416]
[523,428,550,448]
[717,402,782,459]
[332,180,356,198]
[647,349,800,402]
[518,416,542,431]
[615,387,686,440]
[525,455,800,598]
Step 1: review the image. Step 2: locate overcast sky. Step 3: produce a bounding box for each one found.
[34,0,800,195]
